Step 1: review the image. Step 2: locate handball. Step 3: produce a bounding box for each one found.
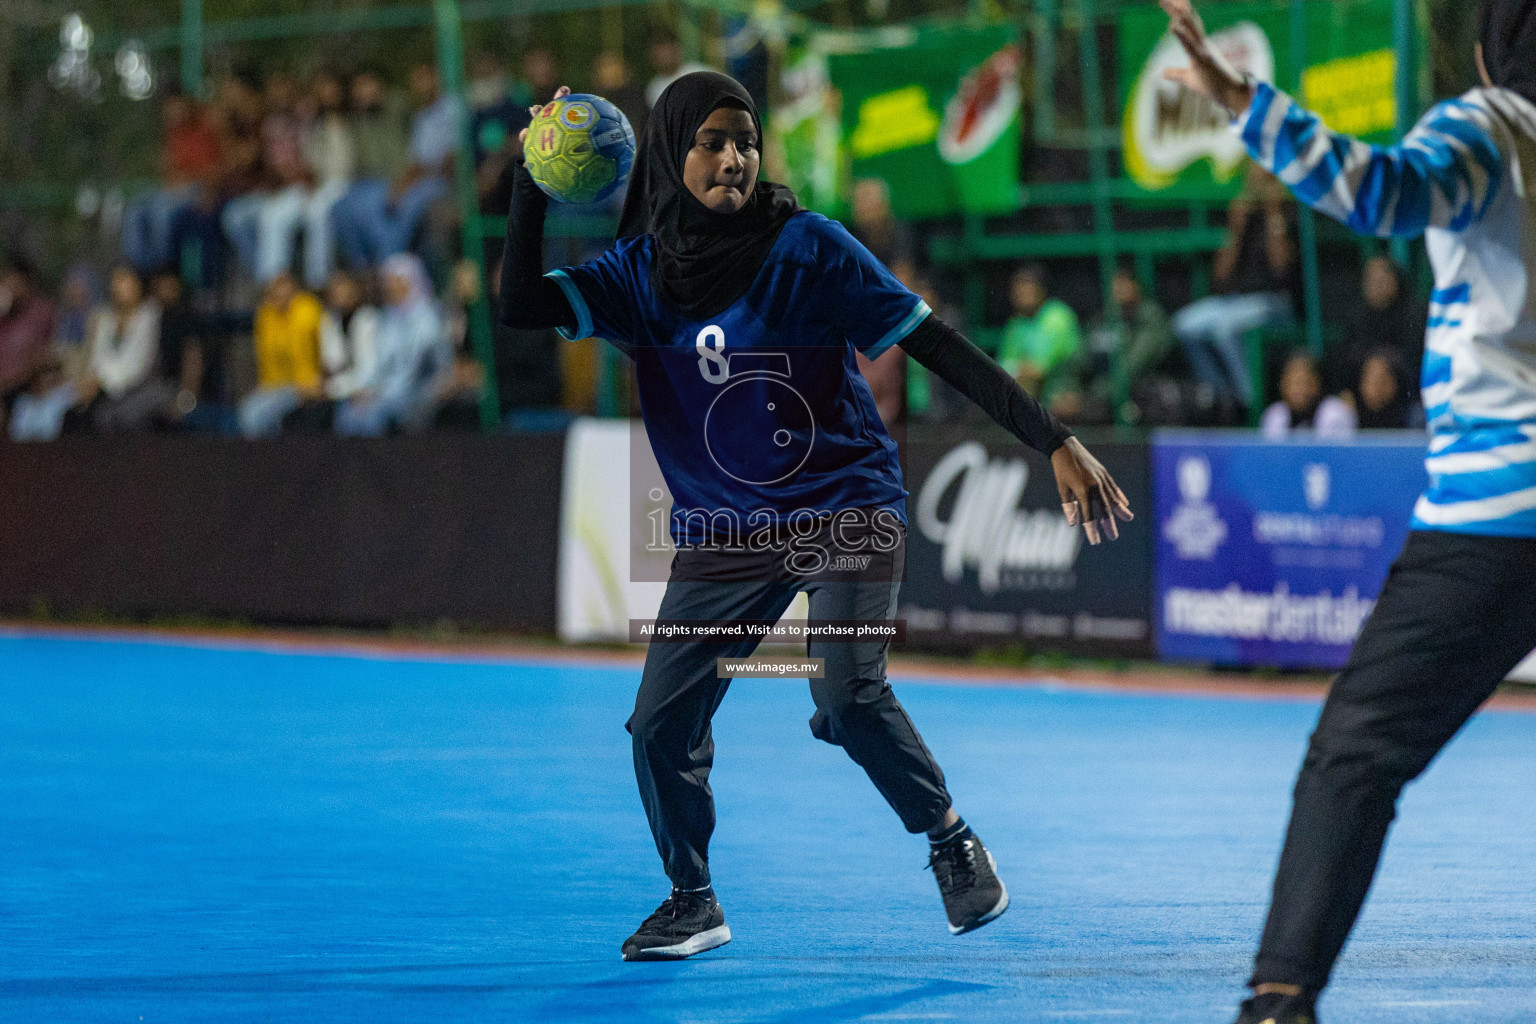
[524,94,636,205]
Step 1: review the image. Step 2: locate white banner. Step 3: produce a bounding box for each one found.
[557,418,668,643]
[556,418,806,644]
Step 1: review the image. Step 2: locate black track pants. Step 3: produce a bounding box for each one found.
[1252,530,1536,990]
[628,571,952,890]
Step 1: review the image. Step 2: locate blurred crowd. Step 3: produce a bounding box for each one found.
[0,37,1429,443]
[852,167,1427,439]
[0,36,701,441]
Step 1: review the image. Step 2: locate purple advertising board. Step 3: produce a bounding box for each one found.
[1152,430,1428,669]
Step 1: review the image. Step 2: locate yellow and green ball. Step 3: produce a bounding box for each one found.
[525,94,636,205]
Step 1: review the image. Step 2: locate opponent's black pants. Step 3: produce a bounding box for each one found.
[628,568,951,890]
[1252,530,1536,990]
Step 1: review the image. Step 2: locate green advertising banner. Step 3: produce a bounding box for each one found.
[828,25,1022,218]
[1119,0,1405,195]
[768,51,846,217]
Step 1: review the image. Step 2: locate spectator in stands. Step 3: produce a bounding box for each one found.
[466,49,509,111]
[122,91,222,274]
[898,263,969,423]
[169,73,266,294]
[1339,255,1425,393]
[53,263,101,357]
[848,177,912,270]
[645,31,710,107]
[335,253,452,436]
[346,70,411,196]
[238,72,356,290]
[332,64,460,270]
[8,355,74,442]
[593,51,649,143]
[81,266,169,433]
[523,49,562,108]
[1353,348,1423,430]
[239,270,323,438]
[471,55,534,210]
[0,257,57,414]
[151,271,221,432]
[320,269,380,404]
[433,260,491,430]
[469,52,528,165]
[997,263,1082,408]
[48,264,101,399]
[225,74,312,283]
[1260,349,1355,439]
[277,269,380,434]
[1073,263,1177,424]
[1174,166,1296,415]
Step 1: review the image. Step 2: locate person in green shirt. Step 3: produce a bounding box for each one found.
[996,263,1082,406]
[1071,264,1177,422]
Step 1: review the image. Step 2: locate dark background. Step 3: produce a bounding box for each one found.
[0,433,564,630]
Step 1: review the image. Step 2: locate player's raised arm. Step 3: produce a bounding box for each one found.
[899,315,1133,544]
[1160,0,1507,239]
[498,86,580,332]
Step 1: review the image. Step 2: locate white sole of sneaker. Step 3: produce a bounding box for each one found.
[621,924,732,961]
[949,851,1010,935]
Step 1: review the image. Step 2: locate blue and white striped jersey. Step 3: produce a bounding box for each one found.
[1235,81,1536,537]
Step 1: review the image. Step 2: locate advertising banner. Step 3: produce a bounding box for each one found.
[557,418,809,643]
[1152,431,1426,669]
[899,426,1154,657]
[1119,0,1404,195]
[828,24,1021,218]
[558,418,669,643]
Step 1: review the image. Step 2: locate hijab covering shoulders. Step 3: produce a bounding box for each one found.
[1479,0,1536,107]
[616,71,801,320]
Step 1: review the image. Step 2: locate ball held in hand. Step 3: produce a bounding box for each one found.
[524,94,635,205]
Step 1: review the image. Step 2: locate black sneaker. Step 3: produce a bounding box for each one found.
[620,889,732,961]
[927,830,1009,934]
[1234,991,1318,1024]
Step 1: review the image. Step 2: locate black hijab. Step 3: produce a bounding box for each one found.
[1479,0,1536,105]
[616,71,801,320]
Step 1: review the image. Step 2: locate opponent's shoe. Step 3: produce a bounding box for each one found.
[927,829,1009,934]
[620,889,731,961]
[1233,991,1318,1024]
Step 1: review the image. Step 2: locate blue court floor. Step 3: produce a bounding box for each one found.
[1,631,1533,1023]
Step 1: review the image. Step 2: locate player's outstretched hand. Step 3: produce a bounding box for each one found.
[1157,0,1255,116]
[1051,436,1134,545]
[518,85,573,148]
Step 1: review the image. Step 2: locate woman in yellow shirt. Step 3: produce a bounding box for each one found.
[238,270,323,438]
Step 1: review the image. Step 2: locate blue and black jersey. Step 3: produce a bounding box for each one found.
[548,213,931,546]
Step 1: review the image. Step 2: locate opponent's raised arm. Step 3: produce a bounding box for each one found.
[1160,0,1506,239]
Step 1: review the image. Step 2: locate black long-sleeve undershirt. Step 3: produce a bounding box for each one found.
[498,161,578,332]
[898,315,1073,456]
[498,160,1071,455]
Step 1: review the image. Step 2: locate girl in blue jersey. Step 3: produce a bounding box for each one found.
[501,72,1133,961]
[1164,0,1536,1021]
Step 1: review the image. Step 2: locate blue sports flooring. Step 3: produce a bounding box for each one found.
[1,632,1533,1023]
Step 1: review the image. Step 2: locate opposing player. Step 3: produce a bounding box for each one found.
[1162,0,1536,1020]
[500,73,1132,960]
